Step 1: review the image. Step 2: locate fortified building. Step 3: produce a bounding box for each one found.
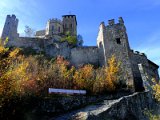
[1,14,159,91]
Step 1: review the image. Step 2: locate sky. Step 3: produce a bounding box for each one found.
[0,0,160,72]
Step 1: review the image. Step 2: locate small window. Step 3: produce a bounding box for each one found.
[65,24,67,28]
[58,27,60,32]
[116,38,121,44]
[52,26,54,31]
[99,42,102,47]
[70,24,72,28]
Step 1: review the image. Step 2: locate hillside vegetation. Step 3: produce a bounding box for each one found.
[0,38,125,119]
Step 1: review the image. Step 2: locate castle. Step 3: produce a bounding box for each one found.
[35,15,77,38]
[1,14,159,92]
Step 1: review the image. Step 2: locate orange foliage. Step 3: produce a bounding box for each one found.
[73,64,95,92]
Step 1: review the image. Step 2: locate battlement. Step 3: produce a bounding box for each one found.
[131,50,147,57]
[119,17,124,24]
[7,14,17,20]
[108,19,115,25]
[62,15,77,25]
[62,15,76,18]
[107,17,124,26]
[48,18,62,24]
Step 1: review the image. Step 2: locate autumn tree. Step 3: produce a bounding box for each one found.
[93,67,106,94]
[105,55,121,91]
[73,64,95,92]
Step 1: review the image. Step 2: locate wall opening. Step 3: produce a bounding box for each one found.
[70,24,72,28]
[116,38,121,44]
[58,27,60,32]
[99,41,102,48]
[65,24,67,28]
[52,26,54,31]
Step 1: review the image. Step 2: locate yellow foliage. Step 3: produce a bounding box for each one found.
[152,83,160,102]
[0,38,9,55]
[93,68,105,94]
[105,55,121,91]
[145,110,160,120]
[73,64,95,91]
[9,48,20,58]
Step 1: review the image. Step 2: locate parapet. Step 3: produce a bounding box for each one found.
[62,15,76,18]
[62,15,77,25]
[12,14,16,19]
[6,14,18,21]
[99,21,105,28]
[131,50,147,57]
[119,17,124,24]
[48,18,62,24]
[107,17,125,26]
[108,19,115,26]
[7,15,11,18]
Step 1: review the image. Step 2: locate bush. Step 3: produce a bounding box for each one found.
[61,31,77,45]
[0,40,123,119]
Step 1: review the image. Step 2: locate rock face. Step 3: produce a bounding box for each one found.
[53,91,153,120]
[38,92,131,115]
[88,91,153,120]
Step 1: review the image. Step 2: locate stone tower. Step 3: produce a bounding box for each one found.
[1,14,19,40]
[97,17,134,91]
[62,15,77,36]
[45,18,63,37]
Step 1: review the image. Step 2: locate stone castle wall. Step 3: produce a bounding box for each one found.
[70,47,99,67]
[7,37,99,66]
[98,18,135,90]
[62,15,77,36]
[7,37,71,59]
[1,15,19,40]
[1,14,159,92]
[130,50,159,91]
[130,50,149,91]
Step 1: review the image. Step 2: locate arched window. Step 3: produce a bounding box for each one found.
[52,26,54,31]
[65,24,67,28]
[58,27,61,32]
[70,24,72,28]
[99,41,102,47]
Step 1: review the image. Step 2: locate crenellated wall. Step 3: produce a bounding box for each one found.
[1,14,19,40]
[2,14,159,92]
[97,17,135,90]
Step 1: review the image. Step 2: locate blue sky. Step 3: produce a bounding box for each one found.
[0,0,160,71]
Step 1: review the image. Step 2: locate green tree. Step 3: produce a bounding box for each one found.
[61,31,77,45]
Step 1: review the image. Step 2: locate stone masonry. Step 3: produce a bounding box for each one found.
[1,15,19,40]
[35,15,77,38]
[1,14,159,92]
